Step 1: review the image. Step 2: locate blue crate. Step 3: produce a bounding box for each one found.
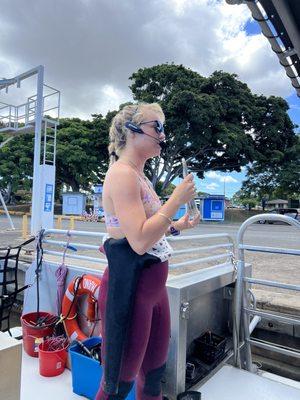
[69,337,135,399]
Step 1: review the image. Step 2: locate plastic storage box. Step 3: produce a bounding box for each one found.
[69,337,135,399]
[193,331,226,364]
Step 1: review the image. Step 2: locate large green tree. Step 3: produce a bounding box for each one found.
[129,65,251,189]
[239,93,299,201]
[1,63,298,201]
[130,64,298,192]
[240,135,300,200]
[0,132,34,193]
[55,116,108,193]
[0,115,109,201]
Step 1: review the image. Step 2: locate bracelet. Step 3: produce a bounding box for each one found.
[169,225,180,236]
[157,212,173,224]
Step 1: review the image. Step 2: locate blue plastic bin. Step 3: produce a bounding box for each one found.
[173,205,186,220]
[69,337,135,399]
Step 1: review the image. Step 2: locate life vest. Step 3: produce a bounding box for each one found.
[61,274,101,341]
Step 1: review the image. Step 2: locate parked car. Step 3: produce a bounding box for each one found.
[257,208,299,224]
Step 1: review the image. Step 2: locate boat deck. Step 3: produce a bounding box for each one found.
[21,351,300,400]
[21,350,85,399]
[195,365,300,400]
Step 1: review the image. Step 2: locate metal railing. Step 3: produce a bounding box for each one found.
[0,83,60,133]
[43,229,107,266]
[233,214,300,370]
[0,99,37,132]
[169,233,234,269]
[42,229,235,271]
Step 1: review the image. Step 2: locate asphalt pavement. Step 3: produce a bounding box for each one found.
[1,215,299,313]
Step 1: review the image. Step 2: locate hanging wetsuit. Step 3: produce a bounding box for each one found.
[96,173,173,399]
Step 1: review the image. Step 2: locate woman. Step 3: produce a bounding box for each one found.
[96,103,200,399]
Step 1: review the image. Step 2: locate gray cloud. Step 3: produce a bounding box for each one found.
[0,0,292,119]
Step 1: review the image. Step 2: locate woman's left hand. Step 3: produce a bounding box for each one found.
[174,212,200,231]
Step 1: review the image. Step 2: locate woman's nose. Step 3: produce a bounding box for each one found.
[159,132,166,141]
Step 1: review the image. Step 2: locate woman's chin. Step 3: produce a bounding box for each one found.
[147,146,161,158]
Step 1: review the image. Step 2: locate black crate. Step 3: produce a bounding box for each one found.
[185,356,209,388]
[177,391,201,400]
[193,331,226,364]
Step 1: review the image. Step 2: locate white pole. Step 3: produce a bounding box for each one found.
[0,192,15,230]
[30,65,44,234]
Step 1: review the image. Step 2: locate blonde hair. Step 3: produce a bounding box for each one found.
[108,102,165,166]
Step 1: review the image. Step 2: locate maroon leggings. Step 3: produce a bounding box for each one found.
[95,260,170,400]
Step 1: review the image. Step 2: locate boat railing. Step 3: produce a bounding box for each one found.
[233,214,300,370]
[42,229,235,271]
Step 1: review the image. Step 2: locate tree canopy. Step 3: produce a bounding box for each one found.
[129,64,297,193]
[55,116,108,192]
[0,63,298,201]
[0,132,34,193]
[0,116,109,200]
[239,135,300,200]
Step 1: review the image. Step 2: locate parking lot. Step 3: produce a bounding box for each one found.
[1,215,299,313]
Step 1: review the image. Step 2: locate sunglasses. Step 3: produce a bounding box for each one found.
[139,120,164,134]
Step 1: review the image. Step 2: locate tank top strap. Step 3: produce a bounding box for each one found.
[131,170,153,193]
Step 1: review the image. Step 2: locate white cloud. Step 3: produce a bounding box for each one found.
[206,182,219,191]
[100,85,128,115]
[205,171,238,183]
[290,104,300,111]
[223,176,238,183]
[205,171,219,179]
[0,0,293,119]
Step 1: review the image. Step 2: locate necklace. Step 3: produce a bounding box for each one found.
[119,159,146,179]
[118,159,155,193]
[118,160,160,203]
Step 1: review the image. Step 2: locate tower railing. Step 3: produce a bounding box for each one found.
[0,83,60,134]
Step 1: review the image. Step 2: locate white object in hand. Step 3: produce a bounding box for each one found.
[181,158,199,219]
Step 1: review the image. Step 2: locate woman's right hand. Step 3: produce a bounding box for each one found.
[171,173,197,205]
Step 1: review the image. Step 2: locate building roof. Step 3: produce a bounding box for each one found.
[226,0,300,97]
[62,192,86,196]
[266,199,288,204]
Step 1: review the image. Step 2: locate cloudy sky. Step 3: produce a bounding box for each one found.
[1,0,299,197]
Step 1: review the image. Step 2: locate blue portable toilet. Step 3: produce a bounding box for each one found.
[161,196,186,221]
[173,205,186,220]
[62,192,86,215]
[202,195,225,221]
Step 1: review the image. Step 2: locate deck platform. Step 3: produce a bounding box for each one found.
[195,365,300,400]
[21,350,85,399]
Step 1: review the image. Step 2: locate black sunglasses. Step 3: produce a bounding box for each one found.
[139,120,164,134]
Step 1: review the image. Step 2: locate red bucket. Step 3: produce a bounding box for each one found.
[21,312,56,357]
[39,338,69,377]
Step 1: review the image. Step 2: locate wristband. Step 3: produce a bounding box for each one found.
[169,225,180,236]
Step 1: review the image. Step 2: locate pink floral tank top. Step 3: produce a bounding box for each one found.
[104,174,161,227]
[103,172,174,261]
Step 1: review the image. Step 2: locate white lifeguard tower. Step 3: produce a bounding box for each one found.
[0,66,60,234]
